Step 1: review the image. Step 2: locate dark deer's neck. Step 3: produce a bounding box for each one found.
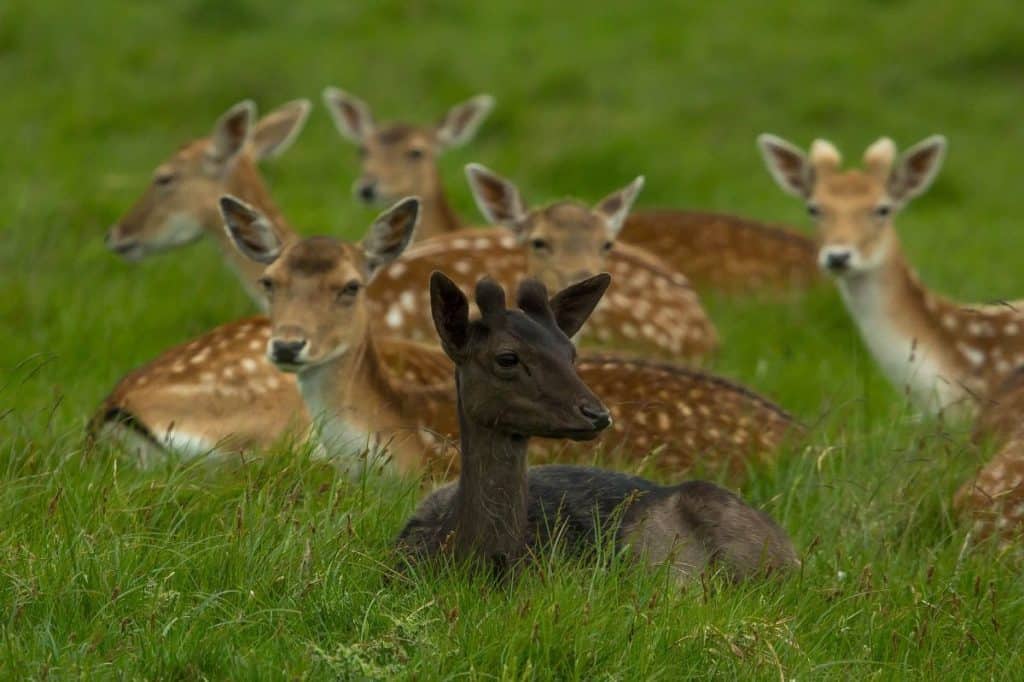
[452,373,529,565]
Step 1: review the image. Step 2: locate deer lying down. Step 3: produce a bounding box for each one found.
[759,134,1024,417]
[366,163,718,363]
[954,368,1024,543]
[325,86,821,294]
[106,99,311,307]
[396,273,798,580]
[219,196,796,478]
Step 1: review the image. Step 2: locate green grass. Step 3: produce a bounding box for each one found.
[3,0,1024,677]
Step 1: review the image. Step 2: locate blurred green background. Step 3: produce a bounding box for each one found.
[3,1,1024,677]
[4,0,1023,430]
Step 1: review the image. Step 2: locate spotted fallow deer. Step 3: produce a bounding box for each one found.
[396,272,798,579]
[220,196,797,478]
[759,134,1024,416]
[106,99,310,307]
[954,368,1024,543]
[365,164,718,362]
[322,86,494,242]
[324,86,819,294]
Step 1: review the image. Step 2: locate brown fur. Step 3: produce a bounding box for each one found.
[621,210,822,293]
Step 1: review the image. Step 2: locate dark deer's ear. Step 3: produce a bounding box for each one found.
[430,271,470,361]
[220,195,282,264]
[549,273,611,338]
[251,99,311,161]
[322,86,375,143]
[363,197,419,279]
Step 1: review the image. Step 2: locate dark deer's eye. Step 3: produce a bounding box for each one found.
[258,277,275,295]
[153,172,177,187]
[531,238,550,252]
[601,240,614,253]
[406,148,425,160]
[495,352,519,368]
[873,204,892,219]
[806,204,821,218]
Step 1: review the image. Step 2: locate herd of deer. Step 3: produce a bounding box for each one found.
[89,89,1024,582]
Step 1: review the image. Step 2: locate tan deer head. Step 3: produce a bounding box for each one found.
[106,99,310,261]
[758,134,946,277]
[322,87,494,240]
[220,195,418,372]
[464,163,644,292]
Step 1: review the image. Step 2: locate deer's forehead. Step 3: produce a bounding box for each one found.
[271,239,365,281]
[479,312,572,353]
[529,203,602,237]
[814,171,886,206]
[368,125,435,151]
[170,139,210,165]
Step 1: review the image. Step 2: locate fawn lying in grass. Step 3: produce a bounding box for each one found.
[396,273,798,579]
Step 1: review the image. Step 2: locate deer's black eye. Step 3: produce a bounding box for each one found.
[601,240,614,253]
[531,239,550,252]
[806,204,821,218]
[406,148,425,160]
[337,280,362,300]
[873,204,892,219]
[495,352,519,368]
[258,277,274,295]
[154,172,177,187]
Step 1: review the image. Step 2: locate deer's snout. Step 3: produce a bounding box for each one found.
[269,337,309,367]
[819,246,854,274]
[354,178,378,204]
[579,403,612,430]
[105,225,143,260]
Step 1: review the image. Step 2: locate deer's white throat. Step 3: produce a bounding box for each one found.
[837,272,967,414]
[295,356,388,472]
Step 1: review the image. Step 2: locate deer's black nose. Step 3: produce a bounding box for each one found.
[825,251,851,272]
[357,183,376,202]
[270,339,307,364]
[580,404,611,430]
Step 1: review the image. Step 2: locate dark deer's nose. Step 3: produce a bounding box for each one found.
[270,339,307,365]
[825,251,851,272]
[579,404,612,430]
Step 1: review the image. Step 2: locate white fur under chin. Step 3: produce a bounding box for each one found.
[836,274,966,414]
[296,360,392,475]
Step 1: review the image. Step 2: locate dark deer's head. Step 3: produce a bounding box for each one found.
[430,272,613,440]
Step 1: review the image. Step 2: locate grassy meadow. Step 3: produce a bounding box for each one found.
[3,0,1024,677]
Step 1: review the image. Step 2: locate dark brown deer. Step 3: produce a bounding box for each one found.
[396,273,798,579]
[216,197,797,478]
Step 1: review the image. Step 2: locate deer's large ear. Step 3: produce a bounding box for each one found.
[209,100,255,165]
[888,135,946,206]
[430,271,470,361]
[758,134,813,198]
[322,87,375,143]
[465,163,527,237]
[251,99,311,161]
[594,176,644,239]
[549,273,611,338]
[363,197,419,278]
[436,94,495,150]
[220,195,282,264]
